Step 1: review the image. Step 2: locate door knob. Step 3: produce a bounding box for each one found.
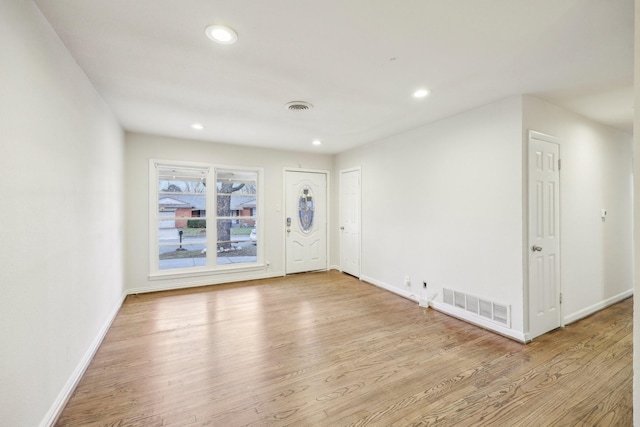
[532,245,543,252]
[340,226,345,230]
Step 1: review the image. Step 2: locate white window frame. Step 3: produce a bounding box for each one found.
[149,159,264,279]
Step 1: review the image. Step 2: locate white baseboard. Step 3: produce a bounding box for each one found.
[41,270,283,426]
[329,264,341,271]
[128,271,283,294]
[360,275,525,342]
[40,291,127,427]
[360,275,418,302]
[430,301,527,343]
[563,289,633,325]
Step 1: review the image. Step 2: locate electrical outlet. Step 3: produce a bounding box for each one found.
[404,276,411,286]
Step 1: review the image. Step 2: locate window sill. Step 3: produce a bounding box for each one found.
[149,263,266,281]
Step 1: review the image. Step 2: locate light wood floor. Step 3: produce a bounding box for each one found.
[56,271,633,426]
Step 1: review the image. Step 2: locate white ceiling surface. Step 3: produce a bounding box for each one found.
[34,0,634,154]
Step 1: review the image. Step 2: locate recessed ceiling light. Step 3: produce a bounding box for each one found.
[413,88,430,98]
[205,25,238,45]
[312,139,322,146]
[191,123,205,130]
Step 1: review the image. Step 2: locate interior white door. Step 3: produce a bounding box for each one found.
[285,170,327,274]
[528,131,561,339]
[340,168,361,277]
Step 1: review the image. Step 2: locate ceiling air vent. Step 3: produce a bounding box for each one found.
[285,101,313,111]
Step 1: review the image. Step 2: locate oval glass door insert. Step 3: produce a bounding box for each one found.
[298,186,315,233]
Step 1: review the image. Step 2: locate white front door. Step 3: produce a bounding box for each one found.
[285,170,327,274]
[340,168,361,277]
[528,131,561,339]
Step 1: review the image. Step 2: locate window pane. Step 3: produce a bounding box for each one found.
[298,185,315,233]
[158,167,207,194]
[157,165,207,271]
[216,170,257,218]
[159,194,206,222]
[216,219,257,265]
[158,225,207,246]
[159,245,207,270]
[216,170,257,195]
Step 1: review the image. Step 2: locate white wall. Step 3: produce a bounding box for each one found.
[633,1,639,424]
[334,96,526,335]
[0,1,125,426]
[523,96,633,326]
[125,132,333,293]
[333,94,633,341]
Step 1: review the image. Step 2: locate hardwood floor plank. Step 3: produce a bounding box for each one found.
[55,272,632,427]
[391,307,632,426]
[506,335,632,426]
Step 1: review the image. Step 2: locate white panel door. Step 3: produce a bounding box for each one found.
[285,170,327,274]
[340,168,361,277]
[528,131,561,339]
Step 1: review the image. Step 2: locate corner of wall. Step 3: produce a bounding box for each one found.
[40,293,126,427]
[632,1,640,424]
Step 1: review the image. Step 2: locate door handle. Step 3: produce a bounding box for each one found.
[532,245,543,252]
[340,226,345,230]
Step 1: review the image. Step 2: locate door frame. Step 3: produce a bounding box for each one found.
[283,168,330,274]
[339,166,362,278]
[526,130,562,341]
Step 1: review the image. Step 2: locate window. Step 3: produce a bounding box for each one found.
[150,160,262,276]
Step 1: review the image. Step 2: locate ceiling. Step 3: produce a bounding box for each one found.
[34,0,634,154]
